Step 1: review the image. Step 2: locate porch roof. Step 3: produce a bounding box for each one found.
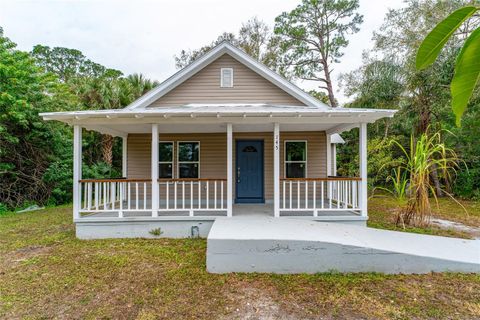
[40,103,396,137]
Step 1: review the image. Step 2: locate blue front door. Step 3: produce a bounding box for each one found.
[236,140,264,203]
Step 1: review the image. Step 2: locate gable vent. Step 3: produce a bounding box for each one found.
[220,68,233,88]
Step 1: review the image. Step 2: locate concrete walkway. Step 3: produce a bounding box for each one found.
[207,217,480,274]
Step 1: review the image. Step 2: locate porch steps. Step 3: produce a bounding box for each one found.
[206,217,480,274]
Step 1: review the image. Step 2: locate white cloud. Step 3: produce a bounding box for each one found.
[0,0,404,103]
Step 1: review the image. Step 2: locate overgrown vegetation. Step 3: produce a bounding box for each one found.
[0,204,479,319]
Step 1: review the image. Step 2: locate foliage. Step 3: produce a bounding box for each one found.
[416,5,480,125]
[0,28,77,208]
[373,168,409,206]
[391,130,461,227]
[31,45,122,82]
[274,0,363,107]
[340,0,480,199]
[174,17,285,74]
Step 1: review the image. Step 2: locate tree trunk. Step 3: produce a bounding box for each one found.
[102,134,113,165]
[430,163,444,197]
[322,62,337,108]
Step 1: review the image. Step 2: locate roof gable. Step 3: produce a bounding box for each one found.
[151,53,305,107]
[125,41,330,110]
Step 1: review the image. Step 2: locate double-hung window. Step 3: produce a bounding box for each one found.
[178,142,200,178]
[158,142,173,179]
[285,141,307,178]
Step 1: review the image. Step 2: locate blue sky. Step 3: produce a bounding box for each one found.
[0,0,405,103]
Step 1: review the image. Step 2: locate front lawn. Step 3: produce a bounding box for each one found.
[0,202,479,319]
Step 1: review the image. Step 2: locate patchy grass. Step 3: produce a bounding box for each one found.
[0,205,479,319]
[369,196,480,238]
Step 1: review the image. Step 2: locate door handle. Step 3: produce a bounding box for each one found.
[237,167,241,183]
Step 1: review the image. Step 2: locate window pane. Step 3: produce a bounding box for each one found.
[159,163,173,179]
[178,142,199,162]
[286,142,306,161]
[179,163,199,178]
[286,163,305,178]
[159,143,173,162]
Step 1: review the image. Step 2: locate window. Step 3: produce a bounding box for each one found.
[220,68,233,87]
[158,142,173,178]
[285,141,307,178]
[178,142,200,178]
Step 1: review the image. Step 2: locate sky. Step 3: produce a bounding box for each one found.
[0,0,405,103]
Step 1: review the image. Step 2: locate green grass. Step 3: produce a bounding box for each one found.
[368,195,480,238]
[0,202,479,319]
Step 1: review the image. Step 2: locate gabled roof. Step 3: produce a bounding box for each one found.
[125,41,330,110]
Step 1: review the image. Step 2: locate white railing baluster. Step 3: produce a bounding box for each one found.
[127,182,131,210]
[305,181,308,209]
[313,181,316,214]
[297,180,300,209]
[198,181,201,209]
[135,183,139,210]
[87,182,92,210]
[206,181,209,209]
[95,182,99,210]
[289,181,292,209]
[182,181,185,209]
[166,181,170,210]
[143,182,147,210]
[119,182,123,218]
[174,181,177,210]
[220,181,224,209]
[282,180,286,209]
[190,181,194,211]
[214,181,217,209]
[337,181,340,209]
[329,181,332,209]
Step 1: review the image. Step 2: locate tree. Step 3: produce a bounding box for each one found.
[174,18,285,74]
[0,28,77,208]
[416,5,480,126]
[31,45,122,82]
[274,0,363,107]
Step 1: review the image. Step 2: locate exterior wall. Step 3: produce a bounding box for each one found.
[127,131,326,201]
[150,54,305,107]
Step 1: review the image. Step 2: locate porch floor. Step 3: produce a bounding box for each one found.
[79,203,361,220]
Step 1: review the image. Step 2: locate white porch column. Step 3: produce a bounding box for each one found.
[359,123,368,217]
[332,144,337,176]
[227,123,233,217]
[73,125,82,220]
[273,123,280,218]
[151,124,159,217]
[326,134,332,177]
[122,136,127,177]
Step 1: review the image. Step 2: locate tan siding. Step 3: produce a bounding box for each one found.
[127,131,326,200]
[150,54,306,107]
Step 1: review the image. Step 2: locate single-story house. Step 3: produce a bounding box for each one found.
[41,41,395,239]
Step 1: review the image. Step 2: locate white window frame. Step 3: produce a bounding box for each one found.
[220,68,234,88]
[158,141,174,179]
[284,140,308,178]
[177,141,201,179]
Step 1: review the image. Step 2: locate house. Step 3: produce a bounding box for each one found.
[40,41,395,239]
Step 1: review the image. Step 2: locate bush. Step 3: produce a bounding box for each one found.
[454,168,480,200]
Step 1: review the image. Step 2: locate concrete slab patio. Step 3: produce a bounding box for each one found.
[207,217,480,274]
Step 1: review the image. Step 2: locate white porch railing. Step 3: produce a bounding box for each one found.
[79,179,152,216]
[280,178,361,215]
[79,178,227,217]
[157,179,227,216]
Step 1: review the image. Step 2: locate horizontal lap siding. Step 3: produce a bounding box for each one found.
[150,54,305,107]
[127,131,326,201]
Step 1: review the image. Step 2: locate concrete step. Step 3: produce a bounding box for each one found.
[206,217,480,274]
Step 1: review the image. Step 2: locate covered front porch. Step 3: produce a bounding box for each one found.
[69,117,370,223]
[39,104,397,229]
